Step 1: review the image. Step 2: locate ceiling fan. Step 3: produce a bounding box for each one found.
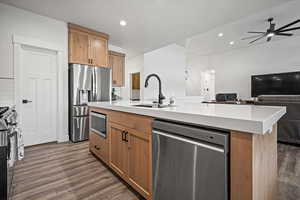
[242,18,300,44]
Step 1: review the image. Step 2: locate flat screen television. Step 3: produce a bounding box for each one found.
[251,71,300,97]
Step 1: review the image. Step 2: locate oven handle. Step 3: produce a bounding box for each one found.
[90,112,106,119]
[7,135,11,160]
[6,131,17,160]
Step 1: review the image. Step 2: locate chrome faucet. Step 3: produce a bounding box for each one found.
[144,74,165,105]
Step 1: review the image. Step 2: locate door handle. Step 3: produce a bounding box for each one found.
[22,99,32,104]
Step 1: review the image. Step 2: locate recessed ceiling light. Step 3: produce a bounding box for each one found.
[230,41,235,45]
[120,20,127,26]
[218,33,224,37]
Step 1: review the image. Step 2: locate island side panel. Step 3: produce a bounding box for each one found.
[230,124,277,200]
[252,124,277,200]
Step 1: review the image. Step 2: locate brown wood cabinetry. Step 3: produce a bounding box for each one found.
[109,51,125,86]
[89,131,109,164]
[108,121,152,199]
[109,123,129,178]
[69,29,89,65]
[132,72,140,90]
[89,107,152,199]
[68,23,109,67]
[128,130,151,197]
[107,111,152,200]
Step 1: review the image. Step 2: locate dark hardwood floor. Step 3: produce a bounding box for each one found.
[12,141,300,200]
[12,141,142,200]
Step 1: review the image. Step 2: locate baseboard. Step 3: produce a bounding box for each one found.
[58,134,69,143]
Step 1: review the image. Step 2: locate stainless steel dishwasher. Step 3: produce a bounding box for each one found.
[152,120,229,200]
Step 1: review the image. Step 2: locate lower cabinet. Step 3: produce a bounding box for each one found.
[109,124,128,178]
[109,122,152,200]
[128,132,151,197]
[89,132,108,164]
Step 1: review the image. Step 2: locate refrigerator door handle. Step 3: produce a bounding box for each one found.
[91,68,95,101]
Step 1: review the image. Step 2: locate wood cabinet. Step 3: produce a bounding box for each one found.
[69,29,89,65]
[89,131,109,164]
[68,23,109,67]
[109,123,129,178]
[109,51,125,86]
[127,130,151,196]
[132,72,140,90]
[89,107,152,200]
[108,112,152,200]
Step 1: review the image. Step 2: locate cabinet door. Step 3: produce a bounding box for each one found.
[89,132,108,164]
[112,54,125,86]
[109,123,128,177]
[69,30,89,64]
[128,131,151,198]
[89,35,108,67]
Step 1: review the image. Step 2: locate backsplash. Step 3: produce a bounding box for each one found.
[0,79,14,103]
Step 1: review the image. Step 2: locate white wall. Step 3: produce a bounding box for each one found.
[0,3,69,141]
[143,44,186,101]
[216,36,300,99]
[122,55,144,100]
[188,36,300,100]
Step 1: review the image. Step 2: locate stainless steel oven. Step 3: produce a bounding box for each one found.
[90,112,107,138]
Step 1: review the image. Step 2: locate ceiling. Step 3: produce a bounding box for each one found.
[0,0,294,57]
[185,0,300,57]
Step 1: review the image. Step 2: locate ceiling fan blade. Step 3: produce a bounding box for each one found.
[278,27,300,32]
[275,19,300,32]
[275,33,293,36]
[248,31,266,34]
[242,35,264,40]
[249,35,266,44]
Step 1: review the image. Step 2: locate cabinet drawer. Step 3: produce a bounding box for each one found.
[109,111,152,134]
[89,132,108,163]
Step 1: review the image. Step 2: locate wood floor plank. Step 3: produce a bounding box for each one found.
[13,140,300,200]
[12,141,142,200]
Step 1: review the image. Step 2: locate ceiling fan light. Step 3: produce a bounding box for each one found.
[267,33,275,38]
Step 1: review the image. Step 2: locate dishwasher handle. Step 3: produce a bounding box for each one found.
[153,130,225,153]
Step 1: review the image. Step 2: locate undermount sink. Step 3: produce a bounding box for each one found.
[132,103,169,108]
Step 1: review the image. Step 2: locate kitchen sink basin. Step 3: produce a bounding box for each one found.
[132,104,169,108]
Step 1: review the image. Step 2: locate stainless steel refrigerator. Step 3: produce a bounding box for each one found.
[69,64,111,142]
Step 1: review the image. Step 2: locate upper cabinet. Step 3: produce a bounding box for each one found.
[109,51,125,87]
[68,23,109,67]
[69,29,89,65]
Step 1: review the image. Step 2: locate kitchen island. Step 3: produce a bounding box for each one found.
[88,101,286,200]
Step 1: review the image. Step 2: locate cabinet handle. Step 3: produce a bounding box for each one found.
[94,145,100,150]
[121,131,125,141]
[124,131,129,143]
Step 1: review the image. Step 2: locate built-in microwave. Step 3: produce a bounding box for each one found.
[90,112,107,138]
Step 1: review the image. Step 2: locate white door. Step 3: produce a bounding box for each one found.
[19,45,57,146]
[201,71,215,101]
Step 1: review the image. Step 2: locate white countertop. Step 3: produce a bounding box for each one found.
[88,101,286,135]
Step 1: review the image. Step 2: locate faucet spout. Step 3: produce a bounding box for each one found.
[144,73,165,105]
